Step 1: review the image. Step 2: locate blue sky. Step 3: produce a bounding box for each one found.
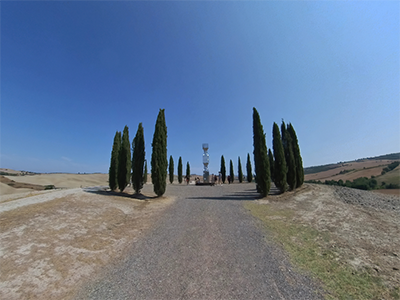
[1,1,399,174]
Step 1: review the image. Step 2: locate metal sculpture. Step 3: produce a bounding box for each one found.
[202,143,209,183]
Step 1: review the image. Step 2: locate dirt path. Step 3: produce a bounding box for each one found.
[76,184,322,299]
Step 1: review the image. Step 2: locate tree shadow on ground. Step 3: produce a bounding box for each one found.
[187,185,281,201]
[83,188,157,201]
[187,190,262,201]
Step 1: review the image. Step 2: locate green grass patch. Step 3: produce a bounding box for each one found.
[245,203,396,299]
[377,167,400,186]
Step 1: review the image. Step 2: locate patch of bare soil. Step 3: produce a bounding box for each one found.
[0,185,174,300]
[259,184,400,291]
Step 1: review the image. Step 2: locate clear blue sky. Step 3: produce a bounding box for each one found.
[1,1,399,174]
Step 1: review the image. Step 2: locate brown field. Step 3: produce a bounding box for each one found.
[372,189,400,196]
[305,159,394,182]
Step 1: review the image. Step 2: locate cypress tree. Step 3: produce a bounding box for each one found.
[118,126,131,192]
[151,109,168,197]
[220,155,226,183]
[281,120,296,189]
[268,148,275,183]
[238,157,243,183]
[186,162,190,178]
[169,155,174,184]
[272,122,287,193]
[288,123,304,188]
[229,159,234,183]
[132,123,145,194]
[285,128,297,190]
[178,156,183,184]
[109,131,121,191]
[143,160,148,184]
[252,108,270,197]
[246,153,253,183]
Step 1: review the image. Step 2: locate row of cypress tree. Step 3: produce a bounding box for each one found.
[217,155,251,184]
[252,107,304,196]
[108,109,168,197]
[168,156,191,184]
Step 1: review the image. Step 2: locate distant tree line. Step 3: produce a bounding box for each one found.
[381,161,400,175]
[108,109,168,197]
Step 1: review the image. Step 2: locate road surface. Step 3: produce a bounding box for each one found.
[76,183,322,299]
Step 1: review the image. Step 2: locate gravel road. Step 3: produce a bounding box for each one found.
[76,183,321,299]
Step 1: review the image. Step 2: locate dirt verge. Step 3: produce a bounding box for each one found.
[0,185,174,300]
[250,184,400,298]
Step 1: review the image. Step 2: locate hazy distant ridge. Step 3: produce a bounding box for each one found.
[304,153,400,175]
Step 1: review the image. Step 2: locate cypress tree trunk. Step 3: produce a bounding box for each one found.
[268,148,275,183]
[246,153,253,183]
[288,123,304,188]
[178,156,183,184]
[220,155,226,183]
[109,131,121,191]
[229,159,234,183]
[169,155,174,184]
[238,157,243,183]
[252,108,270,197]
[118,126,131,192]
[151,109,168,197]
[143,161,148,184]
[272,122,287,193]
[132,123,145,194]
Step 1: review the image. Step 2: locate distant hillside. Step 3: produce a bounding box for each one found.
[304,164,339,175]
[358,153,400,161]
[304,153,400,175]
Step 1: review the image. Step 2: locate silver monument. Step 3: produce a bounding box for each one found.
[202,143,210,183]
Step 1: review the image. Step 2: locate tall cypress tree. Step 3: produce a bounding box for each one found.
[118,125,131,192]
[285,128,297,190]
[151,109,168,196]
[268,148,275,183]
[272,122,287,193]
[109,131,121,191]
[246,153,253,183]
[132,123,145,194]
[178,156,183,184]
[288,123,304,188]
[169,155,174,184]
[281,120,296,190]
[229,159,234,183]
[253,108,270,197]
[238,157,243,183]
[220,155,226,183]
[186,162,190,180]
[143,160,148,184]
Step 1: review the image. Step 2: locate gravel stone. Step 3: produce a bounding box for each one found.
[76,183,322,299]
[332,186,400,214]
